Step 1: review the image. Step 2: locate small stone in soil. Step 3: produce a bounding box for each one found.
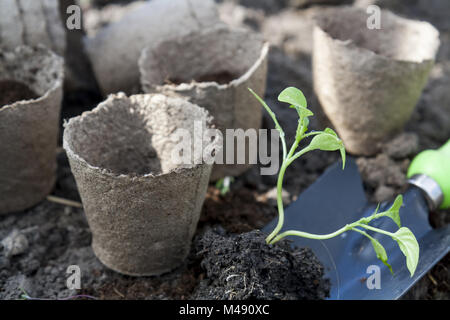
[193,227,330,300]
[0,80,39,107]
[1,229,29,258]
[261,187,291,207]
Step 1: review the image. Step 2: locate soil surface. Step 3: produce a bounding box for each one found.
[193,227,330,300]
[0,0,449,300]
[0,80,39,107]
[199,186,276,234]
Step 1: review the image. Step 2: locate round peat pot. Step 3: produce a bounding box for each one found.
[63,93,219,276]
[139,26,269,181]
[84,0,221,95]
[0,46,64,214]
[313,6,440,155]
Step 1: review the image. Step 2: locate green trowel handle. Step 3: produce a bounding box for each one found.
[407,140,450,209]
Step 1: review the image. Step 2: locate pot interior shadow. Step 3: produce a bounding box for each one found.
[67,101,163,176]
[65,95,211,177]
[141,27,263,87]
[0,79,39,107]
[316,7,438,62]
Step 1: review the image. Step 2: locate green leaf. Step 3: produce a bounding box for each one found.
[353,229,393,274]
[292,105,313,117]
[370,237,393,275]
[302,117,310,128]
[363,195,403,227]
[359,203,380,225]
[294,117,310,141]
[384,195,403,228]
[309,130,342,151]
[323,129,345,169]
[307,129,346,169]
[323,128,337,137]
[278,87,307,108]
[339,145,346,170]
[279,87,313,119]
[289,104,314,119]
[393,227,420,277]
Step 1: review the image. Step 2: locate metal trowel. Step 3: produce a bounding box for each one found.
[263,141,450,300]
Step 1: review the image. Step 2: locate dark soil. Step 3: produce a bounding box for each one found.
[168,71,237,85]
[200,187,276,234]
[0,80,39,107]
[82,252,204,300]
[193,227,330,300]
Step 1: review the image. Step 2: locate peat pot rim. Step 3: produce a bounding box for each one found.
[63,92,220,180]
[139,25,270,92]
[314,6,440,65]
[0,45,64,112]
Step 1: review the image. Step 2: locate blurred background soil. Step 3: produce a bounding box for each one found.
[0,0,448,299]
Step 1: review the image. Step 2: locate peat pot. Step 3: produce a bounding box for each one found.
[139,26,269,180]
[0,46,64,214]
[84,0,221,95]
[0,0,66,56]
[313,6,440,155]
[63,93,220,276]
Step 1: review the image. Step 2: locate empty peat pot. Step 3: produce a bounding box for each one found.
[0,46,64,214]
[84,0,221,95]
[139,25,269,180]
[313,7,440,155]
[63,93,220,276]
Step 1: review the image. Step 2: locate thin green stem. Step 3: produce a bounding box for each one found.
[287,137,301,159]
[281,138,287,161]
[302,131,322,138]
[287,117,306,158]
[286,146,312,166]
[269,219,396,245]
[265,122,306,243]
[248,88,287,160]
[356,223,395,237]
[269,224,353,244]
[265,162,289,243]
[265,120,312,243]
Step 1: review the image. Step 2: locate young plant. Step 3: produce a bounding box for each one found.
[215,176,235,196]
[249,87,420,277]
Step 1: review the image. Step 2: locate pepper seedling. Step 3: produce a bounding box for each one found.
[215,176,235,196]
[249,86,420,277]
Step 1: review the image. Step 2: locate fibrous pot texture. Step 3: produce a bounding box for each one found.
[0,0,66,56]
[63,93,220,276]
[0,45,64,214]
[140,26,269,180]
[313,6,440,155]
[84,0,221,95]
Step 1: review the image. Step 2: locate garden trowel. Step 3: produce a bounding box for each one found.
[264,141,450,300]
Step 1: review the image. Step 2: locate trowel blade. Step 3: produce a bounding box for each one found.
[263,158,450,300]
